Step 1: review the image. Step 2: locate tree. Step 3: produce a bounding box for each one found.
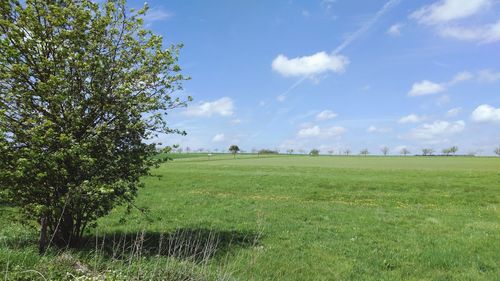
[360,148,369,156]
[495,147,500,156]
[0,0,189,251]
[442,146,457,156]
[309,149,320,156]
[328,150,334,155]
[381,146,389,156]
[286,149,294,154]
[422,148,434,156]
[450,146,458,155]
[344,149,351,156]
[229,145,240,158]
[400,148,410,156]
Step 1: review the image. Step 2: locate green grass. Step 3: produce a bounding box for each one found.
[2,155,500,280]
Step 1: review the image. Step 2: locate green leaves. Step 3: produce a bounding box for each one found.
[0,0,188,246]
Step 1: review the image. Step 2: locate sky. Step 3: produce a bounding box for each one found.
[137,0,500,155]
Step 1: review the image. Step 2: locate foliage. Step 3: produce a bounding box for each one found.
[258,149,278,155]
[228,145,240,156]
[494,147,500,156]
[0,0,189,248]
[442,146,458,156]
[381,146,389,156]
[360,148,369,156]
[422,148,435,156]
[400,148,410,156]
[309,149,319,156]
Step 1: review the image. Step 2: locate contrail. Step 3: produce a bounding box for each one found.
[255,0,401,141]
[280,0,401,100]
[332,0,401,55]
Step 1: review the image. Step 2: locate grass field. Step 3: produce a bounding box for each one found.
[2,154,500,280]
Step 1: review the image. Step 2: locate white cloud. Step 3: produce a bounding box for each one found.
[449,71,474,85]
[408,80,446,96]
[407,120,465,141]
[212,133,225,142]
[471,104,500,122]
[438,21,500,43]
[399,114,425,124]
[184,97,234,117]
[272,52,349,77]
[411,0,500,43]
[230,118,242,125]
[297,125,346,139]
[302,10,310,17]
[446,107,462,117]
[144,7,172,22]
[276,94,286,102]
[316,110,338,121]
[387,23,403,36]
[367,126,392,133]
[408,71,472,97]
[411,0,490,24]
[478,69,500,82]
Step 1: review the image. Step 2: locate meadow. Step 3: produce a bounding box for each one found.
[1,154,500,280]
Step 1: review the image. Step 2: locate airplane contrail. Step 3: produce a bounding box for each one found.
[254,0,401,140]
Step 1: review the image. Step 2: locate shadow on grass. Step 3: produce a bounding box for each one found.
[79,228,261,262]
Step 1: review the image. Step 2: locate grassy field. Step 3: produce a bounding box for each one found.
[1,155,500,280]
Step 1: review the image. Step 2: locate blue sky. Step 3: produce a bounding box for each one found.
[139,0,500,155]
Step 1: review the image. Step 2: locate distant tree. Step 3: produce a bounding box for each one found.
[381,146,390,156]
[214,148,219,153]
[360,148,369,156]
[251,148,257,154]
[328,150,334,155]
[400,148,410,156]
[344,149,351,156]
[229,145,240,158]
[442,148,451,156]
[185,146,191,153]
[309,149,320,156]
[450,146,458,155]
[298,149,306,154]
[422,148,434,156]
[495,147,500,156]
[0,0,189,251]
[286,149,294,154]
[177,147,183,153]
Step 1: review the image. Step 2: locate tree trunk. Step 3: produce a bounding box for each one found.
[39,216,47,254]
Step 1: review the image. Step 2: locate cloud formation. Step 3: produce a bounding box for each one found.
[297,125,346,139]
[212,133,225,142]
[408,80,446,96]
[316,110,338,121]
[406,120,465,141]
[272,52,349,77]
[399,114,425,124]
[411,0,490,24]
[411,0,500,43]
[184,97,234,117]
[387,23,403,36]
[408,71,472,97]
[471,104,500,122]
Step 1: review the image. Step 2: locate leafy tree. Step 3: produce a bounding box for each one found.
[309,149,320,156]
[450,146,458,155]
[344,149,351,156]
[381,146,389,156]
[495,147,500,156]
[229,145,240,158]
[360,148,369,156]
[400,148,410,156]
[422,148,434,156]
[0,0,189,251]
